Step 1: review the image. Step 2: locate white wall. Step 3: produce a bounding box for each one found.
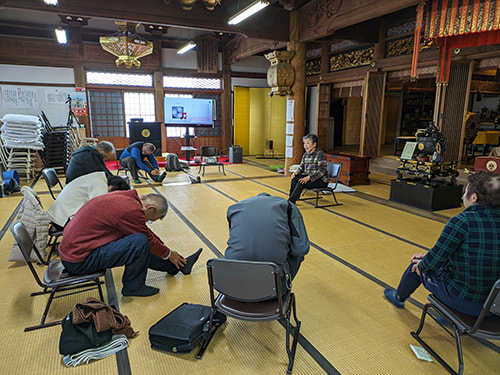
[231,77,268,88]
[0,64,74,84]
[231,56,269,73]
[472,94,499,113]
[0,64,76,126]
[162,48,199,69]
[231,56,269,88]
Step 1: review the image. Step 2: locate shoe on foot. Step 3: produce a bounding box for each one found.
[157,171,167,183]
[384,288,405,308]
[134,179,141,184]
[122,285,159,297]
[180,248,203,275]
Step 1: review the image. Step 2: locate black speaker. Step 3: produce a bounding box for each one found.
[229,145,243,163]
[129,119,162,156]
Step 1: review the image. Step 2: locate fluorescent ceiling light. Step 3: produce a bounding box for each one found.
[44,0,58,5]
[177,41,196,55]
[55,26,67,44]
[228,0,269,25]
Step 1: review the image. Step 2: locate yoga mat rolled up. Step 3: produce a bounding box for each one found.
[269,165,284,172]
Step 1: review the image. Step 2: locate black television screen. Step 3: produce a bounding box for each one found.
[164,97,214,127]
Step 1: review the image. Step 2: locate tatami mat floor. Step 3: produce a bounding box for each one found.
[0,157,498,374]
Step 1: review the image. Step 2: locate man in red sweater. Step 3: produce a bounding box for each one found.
[58,190,202,297]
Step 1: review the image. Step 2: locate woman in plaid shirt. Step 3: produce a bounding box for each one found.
[384,171,500,316]
[289,134,329,204]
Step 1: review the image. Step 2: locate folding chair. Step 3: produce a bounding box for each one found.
[197,258,301,374]
[198,146,225,176]
[10,221,105,332]
[115,148,129,176]
[411,279,500,375]
[41,167,63,200]
[300,162,343,208]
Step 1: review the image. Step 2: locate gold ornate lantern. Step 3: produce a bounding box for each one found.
[265,50,295,97]
[165,0,221,10]
[100,22,153,69]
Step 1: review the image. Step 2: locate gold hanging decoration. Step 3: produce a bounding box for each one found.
[165,0,221,11]
[99,21,153,69]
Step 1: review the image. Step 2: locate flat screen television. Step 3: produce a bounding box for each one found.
[164,97,214,127]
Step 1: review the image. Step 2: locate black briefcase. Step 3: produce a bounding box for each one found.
[149,303,226,354]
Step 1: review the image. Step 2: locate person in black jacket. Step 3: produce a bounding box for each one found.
[119,142,166,184]
[65,141,115,184]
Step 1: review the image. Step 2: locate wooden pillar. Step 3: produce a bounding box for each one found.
[222,47,232,152]
[285,10,306,175]
[373,18,386,61]
[360,71,386,157]
[439,62,472,162]
[316,83,330,152]
[153,70,166,153]
[315,42,331,153]
[72,65,91,137]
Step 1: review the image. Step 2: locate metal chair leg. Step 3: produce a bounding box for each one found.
[411,303,462,375]
[286,293,300,374]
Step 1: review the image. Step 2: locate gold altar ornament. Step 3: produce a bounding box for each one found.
[265,50,295,97]
[100,22,153,69]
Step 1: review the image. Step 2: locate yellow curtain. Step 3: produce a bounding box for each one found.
[234,86,286,156]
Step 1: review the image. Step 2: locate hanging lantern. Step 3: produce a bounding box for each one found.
[166,0,221,10]
[265,50,295,97]
[99,21,153,69]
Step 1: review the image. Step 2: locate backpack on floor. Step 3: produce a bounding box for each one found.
[149,303,226,354]
[165,153,182,172]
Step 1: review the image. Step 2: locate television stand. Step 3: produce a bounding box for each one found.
[181,126,197,162]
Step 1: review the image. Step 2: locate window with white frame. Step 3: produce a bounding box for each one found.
[87,71,153,86]
[123,92,155,137]
[163,76,221,89]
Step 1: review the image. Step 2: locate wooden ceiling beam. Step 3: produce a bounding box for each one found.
[1,0,290,40]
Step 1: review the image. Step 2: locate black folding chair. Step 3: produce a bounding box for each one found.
[197,258,300,374]
[10,221,105,332]
[300,162,343,208]
[41,167,63,200]
[411,279,500,375]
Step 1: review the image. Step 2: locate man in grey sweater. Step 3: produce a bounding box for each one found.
[225,193,310,292]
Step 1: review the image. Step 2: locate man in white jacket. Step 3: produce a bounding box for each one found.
[47,172,129,228]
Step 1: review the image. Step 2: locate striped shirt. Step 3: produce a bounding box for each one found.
[418,203,500,303]
[297,149,329,184]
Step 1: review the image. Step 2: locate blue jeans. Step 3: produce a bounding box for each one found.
[396,264,485,316]
[120,156,155,180]
[62,233,151,291]
[289,174,328,203]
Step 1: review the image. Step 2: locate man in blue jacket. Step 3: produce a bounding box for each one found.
[120,142,166,184]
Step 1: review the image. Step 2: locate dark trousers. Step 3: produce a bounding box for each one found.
[396,264,485,316]
[289,174,328,203]
[62,234,182,291]
[149,253,181,275]
[62,233,151,291]
[120,156,155,180]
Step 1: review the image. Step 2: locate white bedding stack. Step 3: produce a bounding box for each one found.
[0,113,44,150]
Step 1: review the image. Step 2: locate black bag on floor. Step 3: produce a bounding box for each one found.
[165,153,182,171]
[149,303,226,354]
